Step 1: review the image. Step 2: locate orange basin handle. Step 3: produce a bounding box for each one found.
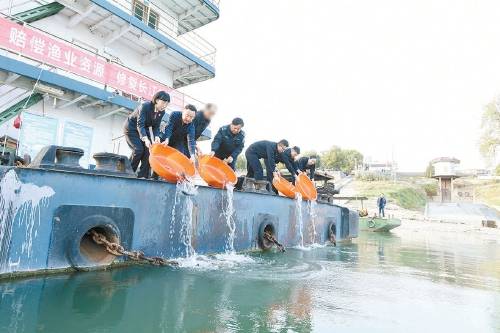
[198,155,237,189]
[149,144,195,183]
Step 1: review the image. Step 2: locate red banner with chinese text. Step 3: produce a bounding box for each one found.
[0,16,186,109]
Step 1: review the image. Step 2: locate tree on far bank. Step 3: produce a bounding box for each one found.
[425,162,435,178]
[320,146,363,174]
[479,101,500,166]
[235,155,247,171]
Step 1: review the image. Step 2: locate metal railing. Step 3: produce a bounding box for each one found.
[2,0,216,66]
[111,0,216,66]
[207,0,220,7]
[0,13,205,109]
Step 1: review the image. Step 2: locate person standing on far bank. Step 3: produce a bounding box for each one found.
[377,193,387,218]
[124,91,170,178]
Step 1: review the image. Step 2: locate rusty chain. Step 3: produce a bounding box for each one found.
[263,231,285,252]
[329,232,337,247]
[89,230,179,267]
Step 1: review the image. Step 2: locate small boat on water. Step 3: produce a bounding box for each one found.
[359,217,401,232]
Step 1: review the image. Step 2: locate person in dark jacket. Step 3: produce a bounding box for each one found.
[276,146,300,183]
[295,156,317,180]
[193,103,217,140]
[160,105,197,161]
[245,139,289,184]
[377,193,387,217]
[210,117,245,170]
[123,91,170,178]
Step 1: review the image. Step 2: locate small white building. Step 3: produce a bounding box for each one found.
[431,157,460,202]
[364,161,396,173]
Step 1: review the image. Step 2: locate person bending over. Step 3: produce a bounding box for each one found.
[245,139,289,185]
[295,156,317,180]
[193,103,217,155]
[193,103,217,141]
[160,105,197,162]
[210,117,245,170]
[123,91,170,178]
[276,146,300,183]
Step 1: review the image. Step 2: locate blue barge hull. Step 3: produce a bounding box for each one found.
[0,166,358,277]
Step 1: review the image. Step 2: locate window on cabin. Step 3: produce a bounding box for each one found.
[132,0,159,30]
[148,10,159,30]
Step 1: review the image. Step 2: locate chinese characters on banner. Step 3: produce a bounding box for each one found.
[0,16,186,109]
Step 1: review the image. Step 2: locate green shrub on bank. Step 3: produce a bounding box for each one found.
[354,180,428,210]
[475,182,500,206]
[355,172,391,181]
[388,188,427,210]
[422,183,438,197]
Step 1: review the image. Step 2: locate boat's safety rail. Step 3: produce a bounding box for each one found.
[0,13,203,109]
[110,0,216,66]
[207,0,221,7]
[89,229,179,267]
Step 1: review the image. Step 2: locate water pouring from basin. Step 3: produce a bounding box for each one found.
[295,193,304,248]
[169,180,183,253]
[222,184,236,253]
[272,175,297,199]
[295,173,317,201]
[179,181,197,257]
[149,144,195,183]
[197,155,237,189]
[308,200,317,244]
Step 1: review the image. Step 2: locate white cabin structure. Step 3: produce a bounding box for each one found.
[0,0,219,166]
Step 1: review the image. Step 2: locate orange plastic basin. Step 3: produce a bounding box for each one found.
[149,144,195,183]
[198,155,237,189]
[272,175,297,199]
[295,173,317,200]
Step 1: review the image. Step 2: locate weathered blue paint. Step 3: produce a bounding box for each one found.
[0,166,358,277]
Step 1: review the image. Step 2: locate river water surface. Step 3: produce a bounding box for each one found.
[1,224,499,333]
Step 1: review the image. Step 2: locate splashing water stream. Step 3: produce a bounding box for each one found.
[222,184,235,253]
[308,200,317,244]
[295,193,304,248]
[168,181,183,254]
[168,180,198,258]
[179,181,197,258]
